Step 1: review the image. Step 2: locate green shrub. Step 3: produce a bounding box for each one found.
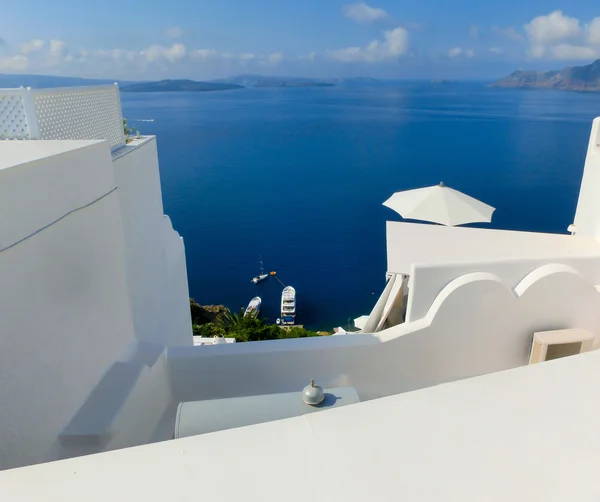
[190,302,320,342]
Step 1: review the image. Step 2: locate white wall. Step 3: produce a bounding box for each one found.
[0,138,191,470]
[574,117,600,238]
[8,342,600,502]
[0,141,139,470]
[405,254,600,322]
[385,221,600,276]
[167,262,600,405]
[113,137,192,346]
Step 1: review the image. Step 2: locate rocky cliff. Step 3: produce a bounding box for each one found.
[491,59,600,91]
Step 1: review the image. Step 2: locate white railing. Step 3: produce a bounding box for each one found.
[0,88,31,140]
[0,84,126,150]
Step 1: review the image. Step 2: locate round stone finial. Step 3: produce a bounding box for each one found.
[302,379,325,406]
[213,335,227,345]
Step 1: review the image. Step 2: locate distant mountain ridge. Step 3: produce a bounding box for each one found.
[215,75,335,88]
[0,73,385,92]
[120,79,243,92]
[492,59,600,91]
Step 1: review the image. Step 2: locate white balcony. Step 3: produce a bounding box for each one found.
[0,84,126,151]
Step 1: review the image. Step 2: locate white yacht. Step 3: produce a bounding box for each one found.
[280,286,296,325]
[244,296,261,318]
[251,256,268,284]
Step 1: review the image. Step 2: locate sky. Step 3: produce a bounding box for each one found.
[2,1,600,80]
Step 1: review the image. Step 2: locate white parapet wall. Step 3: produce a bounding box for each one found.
[0,141,138,469]
[167,260,600,405]
[405,254,600,323]
[113,137,192,346]
[573,117,600,238]
[0,136,192,470]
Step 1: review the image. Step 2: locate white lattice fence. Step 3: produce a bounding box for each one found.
[32,85,125,148]
[0,85,126,149]
[0,89,30,140]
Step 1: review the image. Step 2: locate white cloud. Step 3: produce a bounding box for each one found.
[525,11,581,45]
[20,39,45,55]
[142,43,186,63]
[49,39,68,58]
[111,49,136,62]
[0,37,285,78]
[165,26,183,39]
[489,47,502,54]
[448,47,462,57]
[465,49,475,58]
[328,26,408,62]
[524,10,600,60]
[550,44,598,60]
[469,25,480,40]
[267,52,284,65]
[343,3,388,23]
[300,52,317,62]
[11,39,71,71]
[0,54,28,71]
[189,48,218,62]
[493,27,524,41]
[587,18,600,45]
[385,27,408,56]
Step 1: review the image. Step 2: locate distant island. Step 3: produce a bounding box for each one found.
[491,59,600,92]
[0,73,388,91]
[120,79,244,92]
[216,75,335,88]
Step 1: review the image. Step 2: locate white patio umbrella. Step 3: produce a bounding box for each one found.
[383,182,495,227]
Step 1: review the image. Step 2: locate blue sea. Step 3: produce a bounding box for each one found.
[120,82,599,330]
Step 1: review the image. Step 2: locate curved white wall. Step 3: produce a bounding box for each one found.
[168,263,600,404]
[406,254,600,322]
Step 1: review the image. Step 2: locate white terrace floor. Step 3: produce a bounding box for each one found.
[2,348,599,501]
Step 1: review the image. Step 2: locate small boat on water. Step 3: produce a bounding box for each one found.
[244,296,262,318]
[251,255,269,284]
[280,286,296,325]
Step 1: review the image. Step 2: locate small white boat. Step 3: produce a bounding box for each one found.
[244,296,262,318]
[251,255,269,284]
[280,286,296,325]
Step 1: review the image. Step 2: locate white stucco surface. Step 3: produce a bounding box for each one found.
[386,221,600,275]
[3,349,600,501]
[406,255,600,322]
[0,141,138,470]
[113,137,192,346]
[573,117,600,238]
[163,263,600,411]
[0,141,114,248]
[0,137,192,470]
[0,140,102,171]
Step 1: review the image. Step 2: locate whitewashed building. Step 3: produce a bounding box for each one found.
[1,85,600,501]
